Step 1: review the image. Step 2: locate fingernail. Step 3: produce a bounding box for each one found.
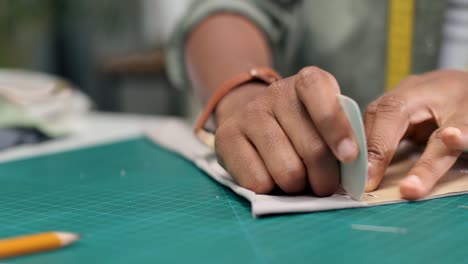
[337,138,358,163]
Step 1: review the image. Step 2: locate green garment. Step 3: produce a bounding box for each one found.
[166,0,447,108]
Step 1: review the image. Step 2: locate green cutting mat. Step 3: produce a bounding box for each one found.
[0,137,466,264]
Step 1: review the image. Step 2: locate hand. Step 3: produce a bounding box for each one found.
[365,70,468,200]
[214,67,359,195]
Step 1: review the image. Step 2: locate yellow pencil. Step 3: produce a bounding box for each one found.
[0,231,79,259]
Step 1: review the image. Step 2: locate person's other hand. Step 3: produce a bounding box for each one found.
[214,67,359,195]
[365,70,468,200]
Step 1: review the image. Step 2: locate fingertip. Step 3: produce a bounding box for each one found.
[442,126,461,137]
[313,185,338,197]
[441,127,464,150]
[400,175,426,200]
[337,138,359,163]
[442,127,461,141]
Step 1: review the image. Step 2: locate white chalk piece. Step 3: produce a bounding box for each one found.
[337,95,368,201]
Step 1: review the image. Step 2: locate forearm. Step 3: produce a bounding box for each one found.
[185,13,273,121]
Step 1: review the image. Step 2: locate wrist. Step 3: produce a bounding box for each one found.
[214,81,268,126]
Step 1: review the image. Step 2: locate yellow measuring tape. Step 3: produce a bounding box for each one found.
[386,0,415,91]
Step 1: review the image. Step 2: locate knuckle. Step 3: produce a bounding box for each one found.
[215,123,232,142]
[365,100,379,116]
[214,123,240,152]
[367,138,389,163]
[414,158,435,175]
[377,95,408,114]
[243,175,275,194]
[274,162,305,184]
[244,100,262,116]
[269,78,287,92]
[266,80,292,103]
[296,66,328,92]
[300,140,330,162]
[315,111,337,128]
[287,163,306,183]
[298,66,324,79]
[262,131,279,150]
[243,99,271,120]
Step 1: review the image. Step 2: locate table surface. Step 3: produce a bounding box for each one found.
[0,137,467,264]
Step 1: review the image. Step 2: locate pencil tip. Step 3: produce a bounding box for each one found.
[55,232,80,246]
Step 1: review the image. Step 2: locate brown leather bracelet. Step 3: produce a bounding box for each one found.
[194,67,281,149]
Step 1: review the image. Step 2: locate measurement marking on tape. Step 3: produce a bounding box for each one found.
[351,224,407,234]
[458,205,468,209]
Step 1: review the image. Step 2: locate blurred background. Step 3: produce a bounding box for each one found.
[0,0,193,117]
[2,0,468,119]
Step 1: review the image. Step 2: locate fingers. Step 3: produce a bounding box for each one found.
[365,95,410,191]
[441,126,468,151]
[215,123,274,194]
[295,67,359,163]
[242,108,307,193]
[272,85,340,196]
[400,129,462,200]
